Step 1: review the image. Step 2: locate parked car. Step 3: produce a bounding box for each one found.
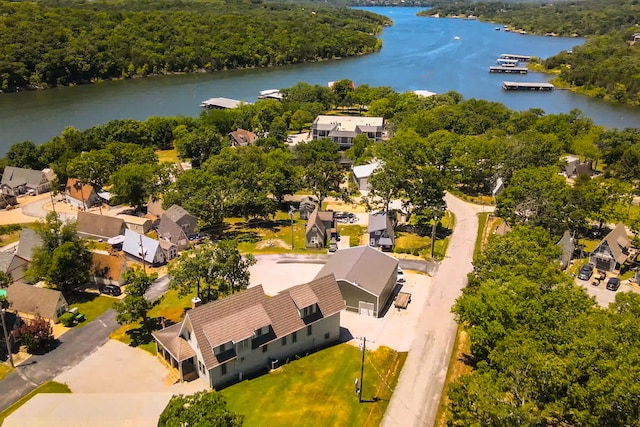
[397,267,406,283]
[577,264,594,280]
[328,238,338,253]
[99,284,122,296]
[606,277,621,291]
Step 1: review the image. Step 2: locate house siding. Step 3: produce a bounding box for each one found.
[590,242,617,271]
[208,313,341,389]
[338,279,378,315]
[306,226,325,249]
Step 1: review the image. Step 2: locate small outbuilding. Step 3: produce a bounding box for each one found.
[315,245,398,317]
[352,161,382,192]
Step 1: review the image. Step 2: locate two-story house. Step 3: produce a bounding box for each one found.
[311,115,384,148]
[152,274,345,389]
[1,166,51,196]
[589,223,631,272]
[368,212,395,252]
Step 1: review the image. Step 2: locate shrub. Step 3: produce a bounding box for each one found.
[15,314,54,354]
[59,312,76,327]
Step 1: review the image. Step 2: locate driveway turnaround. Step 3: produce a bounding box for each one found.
[382,194,492,427]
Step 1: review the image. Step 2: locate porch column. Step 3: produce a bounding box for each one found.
[179,360,184,383]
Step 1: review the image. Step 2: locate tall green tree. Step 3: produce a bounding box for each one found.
[113,268,157,326]
[158,391,243,427]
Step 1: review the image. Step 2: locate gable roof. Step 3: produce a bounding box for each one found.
[7,283,66,320]
[368,212,392,233]
[557,230,575,269]
[16,228,43,262]
[122,229,160,264]
[306,207,327,237]
[147,196,164,218]
[65,178,96,202]
[160,275,344,370]
[164,205,194,224]
[353,161,382,179]
[91,252,127,281]
[157,214,188,246]
[229,128,258,146]
[1,166,47,189]
[595,223,631,264]
[314,246,398,297]
[77,212,125,239]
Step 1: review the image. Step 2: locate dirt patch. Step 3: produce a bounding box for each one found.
[255,239,290,250]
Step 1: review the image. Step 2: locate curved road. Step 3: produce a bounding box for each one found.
[382,194,492,427]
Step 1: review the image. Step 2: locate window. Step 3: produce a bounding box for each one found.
[370,238,376,246]
[198,361,204,373]
[310,235,318,244]
[281,336,287,346]
[301,304,317,317]
[307,325,313,336]
[324,332,330,340]
[221,363,227,376]
[262,344,268,353]
[292,331,297,343]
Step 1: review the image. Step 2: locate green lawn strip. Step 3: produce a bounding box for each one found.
[67,293,115,326]
[338,224,365,247]
[474,213,490,260]
[395,212,455,260]
[0,364,12,382]
[156,149,181,164]
[222,344,406,427]
[110,288,195,355]
[0,381,71,426]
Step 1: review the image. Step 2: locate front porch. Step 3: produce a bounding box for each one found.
[152,323,198,383]
[156,349,198,383]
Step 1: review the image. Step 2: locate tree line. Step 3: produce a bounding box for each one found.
[0,0,389,91]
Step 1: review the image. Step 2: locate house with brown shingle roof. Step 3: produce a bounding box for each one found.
[77,212,125,241]
[152,274,345,389]
[229,128,258,147]
[91,252,128,286]
[65,178,100,210]
[589,223,632,272]
[6,283,68,323]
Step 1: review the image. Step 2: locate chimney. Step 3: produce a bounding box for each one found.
[191,297,202,309]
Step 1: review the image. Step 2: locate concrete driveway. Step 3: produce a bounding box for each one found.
[55,340,205,395]
[575,276,640,307]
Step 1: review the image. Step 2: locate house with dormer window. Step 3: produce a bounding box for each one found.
[152,274,345,389]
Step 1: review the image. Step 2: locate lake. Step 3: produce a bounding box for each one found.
[0,6,639,154]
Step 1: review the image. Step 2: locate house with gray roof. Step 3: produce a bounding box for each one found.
[153,274,345,389]
[6,282,68,323]
[368,212,395,251]
[352,161,382,192]
[315,245,398,317]
[76,212,125,240]
[557,230,575,270]
[305,207,335,249]
[311,115,384,148]
[0,252,29,282]
[1,166,51,196]
[122,229,175,266]
[590,223,632,272]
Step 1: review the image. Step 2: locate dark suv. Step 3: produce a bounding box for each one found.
[606,277,621,291]
[577,264,594,281]
[99,284,122,296]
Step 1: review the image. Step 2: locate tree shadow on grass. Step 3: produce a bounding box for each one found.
[459,352,478,369]
[66,291,99,305]
[125,317,178,348]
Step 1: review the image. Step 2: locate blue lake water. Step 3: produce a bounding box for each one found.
[0,6,639,154]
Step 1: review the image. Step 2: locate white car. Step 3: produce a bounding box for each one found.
[397,267,406,283]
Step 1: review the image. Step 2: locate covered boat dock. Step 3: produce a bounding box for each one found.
[502,81,555,91]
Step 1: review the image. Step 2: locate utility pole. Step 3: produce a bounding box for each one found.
[138,235,147,275]
[288,206,296,250]
[358,336,366,403]
[1,308,14,368]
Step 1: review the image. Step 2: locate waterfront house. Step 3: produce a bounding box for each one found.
[367,212,395,251]
[76,212,125,241]
[589,223,631,272]
[229,128,258,147]
[153,274,345,389]
[1,166,51,196]
[311,115,384,147]
[6,282,68,323]
[65,178,100,210]
[315,246,398,317]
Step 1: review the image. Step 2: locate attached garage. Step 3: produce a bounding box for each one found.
[316,246,398,318]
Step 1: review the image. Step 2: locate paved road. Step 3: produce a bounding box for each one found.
[382,194,492,427]
[0,276,169,412]
[0,309,118,412]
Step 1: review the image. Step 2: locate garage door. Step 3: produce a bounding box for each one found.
[358,301,375,317]
[594,258,611,272]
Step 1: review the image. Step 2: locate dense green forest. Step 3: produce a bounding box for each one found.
[3,81,640,421]
[0,0,389,91]
[421,0,640,105]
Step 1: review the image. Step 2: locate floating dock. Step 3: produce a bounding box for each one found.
[502,81,555,91]
[496,58,519,66]
[489,66,528,74]
[499,53,532,62]
[199,97,244,109]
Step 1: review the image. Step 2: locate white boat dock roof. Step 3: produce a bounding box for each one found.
[199,97,245,109]
[413,90,437,97]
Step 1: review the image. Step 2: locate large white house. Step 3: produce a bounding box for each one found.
[311,115,384,147]
[153,274,345,389]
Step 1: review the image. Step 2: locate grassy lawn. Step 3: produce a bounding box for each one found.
[225,214,324,255]
[222,344,407,427]
[394,211,455,260]
[110,288,195,355]
[0,230,21,248]
[338,224,365,247]
[0,381,71,426]
[474,213,490,260]
[67,292,115,326]
[156,148,181,164]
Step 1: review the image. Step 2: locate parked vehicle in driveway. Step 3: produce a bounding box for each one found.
[606,277,621,291]
[99,284,122,296]
[397,267,406,283]
[577,264,594,280]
